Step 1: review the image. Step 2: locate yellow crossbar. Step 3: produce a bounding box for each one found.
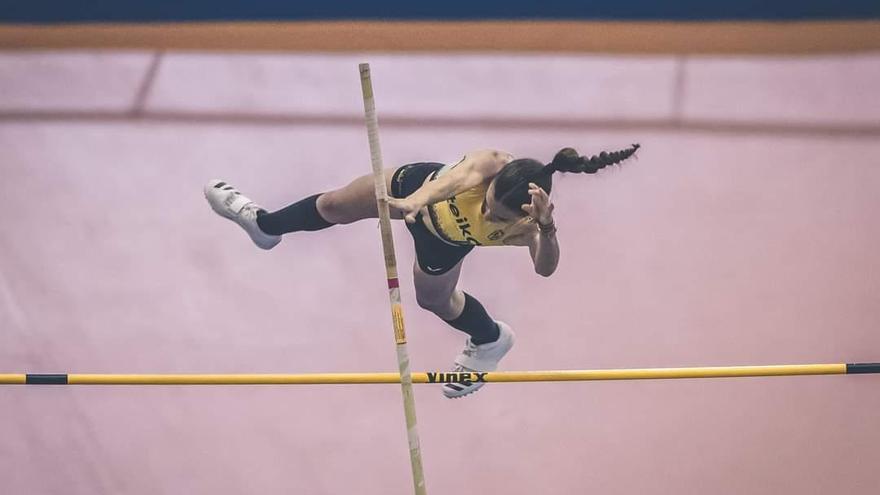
[2,363,874,385]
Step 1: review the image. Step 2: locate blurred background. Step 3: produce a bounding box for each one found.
[1,2,879,494]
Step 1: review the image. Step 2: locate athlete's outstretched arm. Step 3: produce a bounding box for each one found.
[501,226,559,277]
[388,149,512,223]
[521,183,559,277]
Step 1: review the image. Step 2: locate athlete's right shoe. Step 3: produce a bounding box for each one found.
[204,179,281,250]
[443,321,515,399]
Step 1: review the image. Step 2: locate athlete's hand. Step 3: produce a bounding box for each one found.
[521,183,554,226]
[387,196,423,224]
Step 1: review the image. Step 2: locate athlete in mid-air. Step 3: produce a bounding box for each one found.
[205,144,639,398]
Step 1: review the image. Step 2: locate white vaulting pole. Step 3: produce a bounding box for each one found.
[358,63,428,495]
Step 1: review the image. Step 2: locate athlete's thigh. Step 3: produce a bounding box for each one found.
[323,167,403,220]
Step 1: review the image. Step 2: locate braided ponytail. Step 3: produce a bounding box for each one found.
[493,143,641,215]
[544,144,640,175]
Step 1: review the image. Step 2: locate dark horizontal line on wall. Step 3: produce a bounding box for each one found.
[1,21,879,53]
[3,0,879,23]
[1,110,878,139]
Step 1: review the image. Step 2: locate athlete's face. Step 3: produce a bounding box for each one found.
[482,179,526,224]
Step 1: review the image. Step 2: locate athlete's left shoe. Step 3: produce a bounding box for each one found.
[443,321,515,399]
[204,179,281,250]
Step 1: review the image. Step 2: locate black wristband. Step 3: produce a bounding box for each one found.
[538,220,556,234]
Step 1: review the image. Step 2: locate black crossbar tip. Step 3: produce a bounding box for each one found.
[25,374,68,384]
[846,363,880,374]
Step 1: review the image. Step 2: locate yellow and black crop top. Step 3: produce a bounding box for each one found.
[421,162,532,247]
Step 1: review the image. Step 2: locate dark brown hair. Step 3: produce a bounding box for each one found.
[494,144,640,214]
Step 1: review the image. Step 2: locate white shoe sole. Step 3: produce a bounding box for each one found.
[443,379,487,399]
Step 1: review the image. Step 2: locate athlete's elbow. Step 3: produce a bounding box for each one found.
[535,265,557,278]
[532,247,558,277]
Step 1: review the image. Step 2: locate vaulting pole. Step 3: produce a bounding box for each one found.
[358,62,427,495]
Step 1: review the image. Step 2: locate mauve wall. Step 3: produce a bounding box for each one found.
[1,52,879,494]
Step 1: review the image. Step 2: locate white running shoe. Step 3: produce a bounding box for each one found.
[204,179,281,250]
[443,321,515,399]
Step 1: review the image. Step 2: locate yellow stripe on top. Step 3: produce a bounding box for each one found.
[0,363,855,385]
[423,163,525,247]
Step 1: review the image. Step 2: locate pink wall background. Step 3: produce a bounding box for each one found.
[1,52,879,494]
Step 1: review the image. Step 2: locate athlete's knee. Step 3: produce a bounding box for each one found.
[416,292,438,311]
[316,191,354,224]
[417,292,459,319]
[416,292,449,313]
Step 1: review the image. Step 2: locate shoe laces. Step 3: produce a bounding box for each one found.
[452,340,478,374]
[461,339,479,358]
[450,363,478,375]
[240,201,262,220]
[221,188,241,202]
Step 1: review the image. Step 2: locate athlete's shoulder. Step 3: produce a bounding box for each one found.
[462,149,514,179]
[468,149,514,165]
[500,218,537,246]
